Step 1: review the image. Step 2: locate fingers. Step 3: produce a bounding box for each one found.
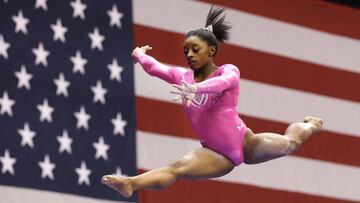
[141,45,152,51]
[172,83,195,93]
[170,89,182,95]
[171,83,185,94]
[132,45,152,56]
[144,45,152,50]
[186,99,191,107]
[172,95,181,102]
[180,80,197,93]
[170,91,193,99]
[182,80,190,87]
[172,84,185,91]
[184,94,191,100]
[171,82,197,107]
[170,86,184,102]
[181,81,192,91]
[172,93,194,107]
[170,88,194,106]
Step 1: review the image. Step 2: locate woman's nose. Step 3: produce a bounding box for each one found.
[187,51,194,58]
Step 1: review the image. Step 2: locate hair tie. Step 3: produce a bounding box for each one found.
[201,24,213,33]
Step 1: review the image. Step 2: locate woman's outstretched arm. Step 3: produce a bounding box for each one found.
[196,65,240,94]
[133,46,185,85]
[171,65,240,105]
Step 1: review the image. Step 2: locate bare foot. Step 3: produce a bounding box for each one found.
[304,116,323,133]
[101,175,133,198]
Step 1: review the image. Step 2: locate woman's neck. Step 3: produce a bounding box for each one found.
[194,62,218,82]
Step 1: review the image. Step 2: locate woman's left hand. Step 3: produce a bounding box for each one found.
[171,81,198,107]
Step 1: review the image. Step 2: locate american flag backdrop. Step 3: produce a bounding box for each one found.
[0,0,137,203]
[133,0,360,203]
[1,0,360,203]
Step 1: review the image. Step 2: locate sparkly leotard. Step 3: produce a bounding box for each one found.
[133,50,247,166]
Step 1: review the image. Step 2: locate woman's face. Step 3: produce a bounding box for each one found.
[183,36,214,71]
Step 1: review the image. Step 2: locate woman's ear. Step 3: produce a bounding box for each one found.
[209,46,216,57]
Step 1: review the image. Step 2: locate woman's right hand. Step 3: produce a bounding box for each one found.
[132,45,152,57]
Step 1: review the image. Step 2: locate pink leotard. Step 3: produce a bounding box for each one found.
[133,50,247,166]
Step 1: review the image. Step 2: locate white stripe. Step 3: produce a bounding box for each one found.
[137,130,360,202]
[0,185,133,203]
[133,0,360,73]
[135,64,360,137]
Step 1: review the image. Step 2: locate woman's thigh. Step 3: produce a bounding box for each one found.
[243,129,292,164]
[175,147,235,180]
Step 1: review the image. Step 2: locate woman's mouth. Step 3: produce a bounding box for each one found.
[188,60,197,66]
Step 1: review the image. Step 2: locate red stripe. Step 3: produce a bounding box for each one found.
[137,170,356,203]
[134,25,360,103]
[199,0,360,39]
[136,96,360,167]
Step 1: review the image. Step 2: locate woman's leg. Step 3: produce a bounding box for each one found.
[243,116,323,164]
[101,147,234,197]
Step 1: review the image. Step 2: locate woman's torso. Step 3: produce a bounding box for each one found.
[180,65,247,151]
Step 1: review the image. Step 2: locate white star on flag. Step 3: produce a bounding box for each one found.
[38,155,56,180]
[37,98,54,123]
[14,65,33,90]
[93,136,110,160]
[70,50,87,74]
[111,113,127,136]
[74,106,91,130]
[50,19,68,43]
[0,149,17,175]
[12,10,29,34]
[107,5,123,28]
[35,0,48,11]
[56,130,73,154]
[88,27,105,51]
[18,122,36,148]
[0,91,16,116]
[91,80,107,104]
[53,72,70,97]
[32,42,50,67]
[0,35,10,59]
[75,161,91,185]
[107,58,123,82]
[70,0,87,20]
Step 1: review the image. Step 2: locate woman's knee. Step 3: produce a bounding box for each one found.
[285,123,312,152]
[284,136,302,155]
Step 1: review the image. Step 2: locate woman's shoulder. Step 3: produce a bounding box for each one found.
[219,64,240,74]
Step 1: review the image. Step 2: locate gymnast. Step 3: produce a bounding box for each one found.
[101,6,323,197]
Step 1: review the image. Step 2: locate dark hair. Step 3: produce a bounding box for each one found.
[185,5,231,55]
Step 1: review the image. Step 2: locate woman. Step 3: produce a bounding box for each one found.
[101,6,323,197]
